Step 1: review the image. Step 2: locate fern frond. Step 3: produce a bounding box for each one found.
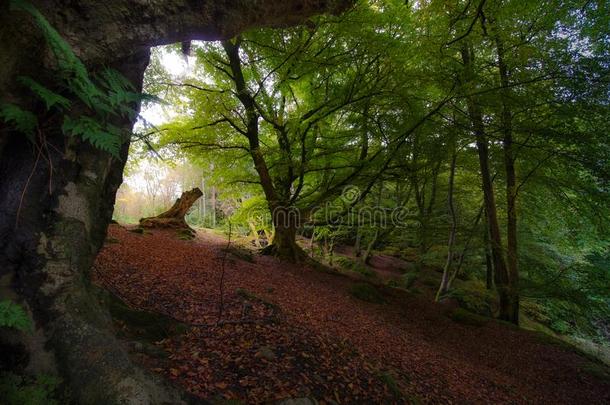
[18,77,70,111]
[0,300,32,332]
[98,69,136,93]
[62,116,121,157]
[11,0,152,157]
[0,104,38,142]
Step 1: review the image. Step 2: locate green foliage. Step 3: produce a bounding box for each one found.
[447,308,489,327]
[132,0,609,346]
[62,117,121,154]
[0,300,32,332]
[348,283,385,304]
[0,104,38,141]
[447,281,497,318]
[3,0,149,156]
[377,371,403,399]
[522,298,609,343]
[0,373,61,405]
[335,256,377,278]
[230,196,272,236]
[388,272,418,290]
[18,77,70,110]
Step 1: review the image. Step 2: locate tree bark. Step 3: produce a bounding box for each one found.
[354,226,363,257]
[222,38,307,261]
[460,44,513,323]
[436,149,458,301]
[494,31,520,324]
[0,1,351,402]
[362,229,379,265]
[261,208,306,261]
[484,214,494,290]
[140,187,202,229]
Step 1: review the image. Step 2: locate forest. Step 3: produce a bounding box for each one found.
[0,0,609,404]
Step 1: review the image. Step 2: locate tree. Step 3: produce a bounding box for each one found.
[158,10,403,260]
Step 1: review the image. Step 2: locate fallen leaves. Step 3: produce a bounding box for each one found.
[93,225,610,404]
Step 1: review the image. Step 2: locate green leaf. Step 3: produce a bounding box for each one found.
[0,300,32,332]
[0,103,38,142]
[18,77,70,111]
[62,116,121,157]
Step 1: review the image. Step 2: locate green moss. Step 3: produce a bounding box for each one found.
[223,245,255,263]
[447,281,497,317]
[447,308,489,327]
[176,228,195,240]
[348,283,385,304]
[388,272,418,290]
[0,372,62,405]
[102,293,188,342]
[376,371,421,404]
[335,256,377,278]
[128,227,144,234]
[380,246,402,257]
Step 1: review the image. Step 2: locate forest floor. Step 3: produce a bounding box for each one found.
[93,225,610,404]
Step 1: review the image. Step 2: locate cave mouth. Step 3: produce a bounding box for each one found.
[113,43,217,229]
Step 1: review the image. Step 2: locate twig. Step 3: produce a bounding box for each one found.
[15,132,43,229]
[217,221,232,325]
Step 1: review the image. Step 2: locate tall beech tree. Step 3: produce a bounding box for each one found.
[156,6,445,261]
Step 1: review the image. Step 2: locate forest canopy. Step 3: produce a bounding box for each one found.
[114,0,610,334]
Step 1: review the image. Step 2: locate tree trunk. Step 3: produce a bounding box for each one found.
[0,1,351,402]
[362,229,379,265]
[263,220,305,262]
[484,214,494,290]
[495,31,520,324]
[436,149,458,301]
[261,206,306,261]
[0,47,197,404]
[354,226,363,257]
[460,44,513,323]
[222,38,311,262]
[140,187,202,229]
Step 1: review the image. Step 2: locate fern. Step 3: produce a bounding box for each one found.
[18,77,70,110]
[0,104,38,142]
[62,117,122,155]
[0,300,32,332]
[4,0,151,157]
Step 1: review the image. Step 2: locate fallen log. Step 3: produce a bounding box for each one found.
[139,187,203,230]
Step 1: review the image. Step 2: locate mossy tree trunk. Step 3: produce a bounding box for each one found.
[0,1,352,403]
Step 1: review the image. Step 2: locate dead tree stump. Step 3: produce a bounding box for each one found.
[139,187,203,230]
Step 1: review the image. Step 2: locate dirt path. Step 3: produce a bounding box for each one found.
[93,225,610,404]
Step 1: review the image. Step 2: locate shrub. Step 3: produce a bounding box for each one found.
[447,281,497,317]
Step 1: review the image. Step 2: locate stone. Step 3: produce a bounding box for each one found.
[255,345,277,361]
